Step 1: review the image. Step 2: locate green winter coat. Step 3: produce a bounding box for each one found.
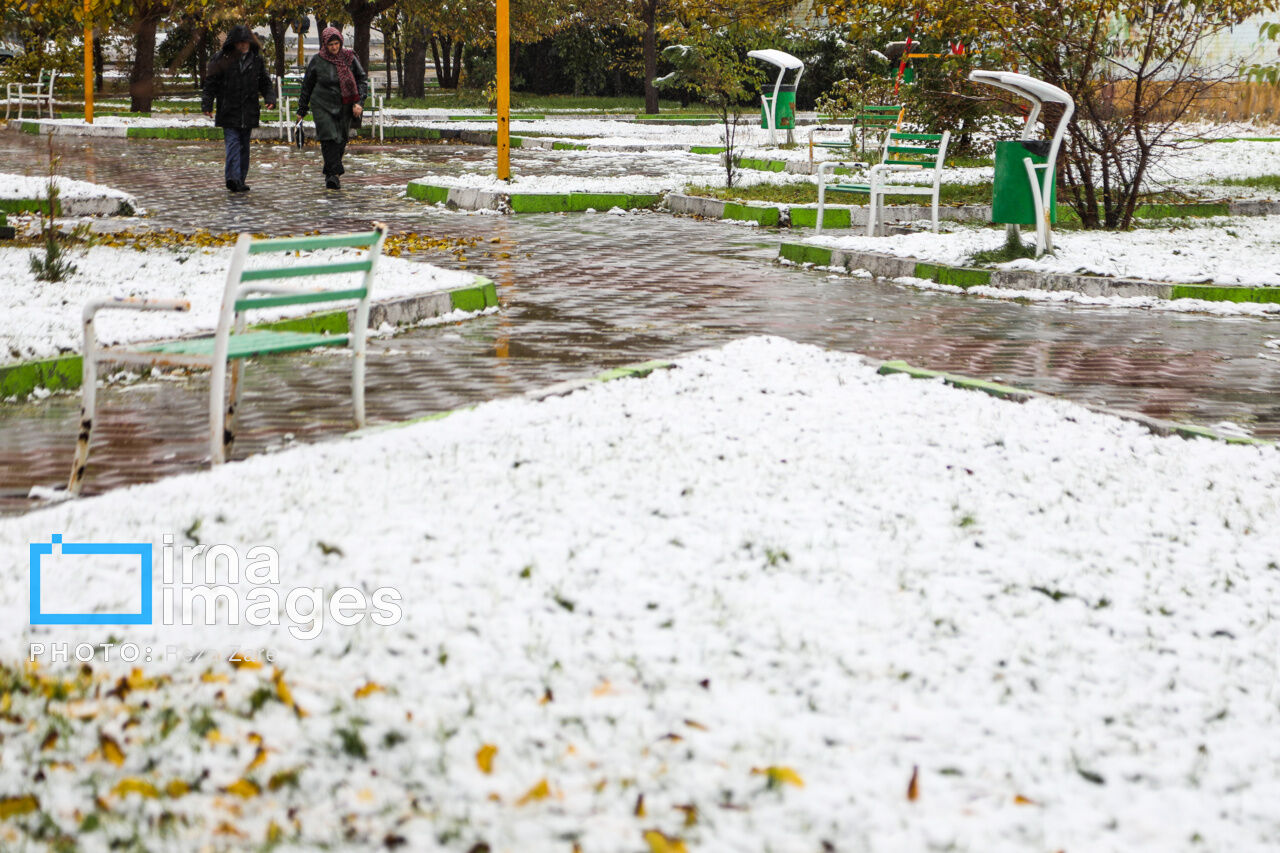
[297,53,368,142]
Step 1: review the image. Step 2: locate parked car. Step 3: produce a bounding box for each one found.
[0,40,22,63]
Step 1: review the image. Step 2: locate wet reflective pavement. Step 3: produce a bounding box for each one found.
[2,130,1279,511]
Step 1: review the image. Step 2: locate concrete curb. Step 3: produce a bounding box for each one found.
[353,359,675,437]
[876,359,1271,446]
[777,242,1280,304]
[406,181,664,214]
[0,278,499,400]
[0,195,137,217]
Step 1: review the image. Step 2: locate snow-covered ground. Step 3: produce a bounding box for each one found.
[2,336,1278,851]
[0,244,478,363]
[806,214,1280,288]
[0,172,135,203]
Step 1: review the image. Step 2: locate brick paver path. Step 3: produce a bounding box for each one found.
[3,130,1279,510]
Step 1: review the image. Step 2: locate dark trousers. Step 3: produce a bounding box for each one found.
[222,127,252,184]
[321,139,347,177]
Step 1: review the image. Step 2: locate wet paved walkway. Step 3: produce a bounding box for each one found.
[3,130,1279,511]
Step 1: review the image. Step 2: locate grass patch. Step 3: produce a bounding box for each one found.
[1212,174,1280,190]
[968,229,1038,265]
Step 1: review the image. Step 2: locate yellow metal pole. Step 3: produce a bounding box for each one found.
[496,0,510,180]
[297,21,305,68]
[83,0,93,123]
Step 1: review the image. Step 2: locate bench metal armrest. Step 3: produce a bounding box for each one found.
[869,163,924,174]
[83,297,191,323]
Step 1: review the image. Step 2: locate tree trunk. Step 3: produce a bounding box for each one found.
[404,36,427,97]
[429,35,463,89]
[268,17,289,79]
[93,34,105,92]
[642,0,658,114]
[345,0,397,71]
[130,12,162,113]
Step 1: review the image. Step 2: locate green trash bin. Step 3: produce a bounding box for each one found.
[992,139,1056,225]
[761,83,797,130]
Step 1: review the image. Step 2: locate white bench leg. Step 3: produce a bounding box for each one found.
[68,324,99,495]
[223,360,244,460]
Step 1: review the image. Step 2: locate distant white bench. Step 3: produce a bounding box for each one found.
[69,224,388,494]
[278,74,384,142]
[5,69,57,120]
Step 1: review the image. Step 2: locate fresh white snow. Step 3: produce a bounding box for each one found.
[2,336,1279,851]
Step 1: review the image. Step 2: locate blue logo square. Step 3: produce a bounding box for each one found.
[29,534,153,625]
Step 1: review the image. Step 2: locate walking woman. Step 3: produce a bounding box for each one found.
[201,25,275,193]
[297,27,368,189]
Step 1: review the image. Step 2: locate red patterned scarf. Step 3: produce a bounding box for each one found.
[318,27,359,105]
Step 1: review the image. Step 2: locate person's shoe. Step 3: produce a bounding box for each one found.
[226,180,238,191]
[325,176,340,190]
[232,182,250,193]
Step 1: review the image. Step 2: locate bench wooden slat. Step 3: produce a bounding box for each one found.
[142,330,349,359]
[248,232,382,254]
[234,287,367,312]
[890,132,944,141]
[240,259,373,281]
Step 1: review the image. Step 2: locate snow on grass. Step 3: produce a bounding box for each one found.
[806,215,1280,288]
[2,335,1278,851]
[0,172,134,203]
[0,244,477,363]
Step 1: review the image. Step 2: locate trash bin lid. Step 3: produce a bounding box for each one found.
[747,49,804,71]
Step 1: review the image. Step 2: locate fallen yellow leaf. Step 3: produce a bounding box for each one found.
[39,729,58,751]
[643,829,688,853]
[1014,794,1037,805]
[354,682,385,699]
[592,680,615,697]
[907,765,919,802]
[634,793,646,817]
[752,765,804,788]
[224,778,261,799]
[516,778,551,805]
[476,743,498,774]
[111,778,160,799]
[201,672,230,683]
[0,795,39,821]
[674,804,698,827]
[247,746,269,771]
[99,734,125,767]
[165,780,190,798]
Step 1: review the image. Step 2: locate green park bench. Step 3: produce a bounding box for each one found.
[68,224,388,495]
[808,104,903,162]
[5,68,58,120]
[815,129,952,236]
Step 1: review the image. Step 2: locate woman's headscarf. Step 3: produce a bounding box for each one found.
[318,27,359,105]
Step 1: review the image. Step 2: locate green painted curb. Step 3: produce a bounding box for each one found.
[0,354,83,398]
[789,207,851,230]
[736,156,786,173]
[913,262,992,288]
[406,182,450,203]
[722,202,781,226]
[509,192,662,213]
[878,360,1034,402]
[1169,284,1280,304]
[689,145,726,155]
[778,243,835,266]
[126,126,223,140]
[877,359,1271,444]
[592,360,674,381]
[0,280,499,400]
[0,198,59,216]
[449,277,499,312]
[551,141,589,150]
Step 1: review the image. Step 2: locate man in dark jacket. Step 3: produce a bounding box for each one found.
[202,26,275,193]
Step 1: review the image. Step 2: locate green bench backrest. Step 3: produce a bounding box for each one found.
[231,229,385,313]
[884,132,944,167]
